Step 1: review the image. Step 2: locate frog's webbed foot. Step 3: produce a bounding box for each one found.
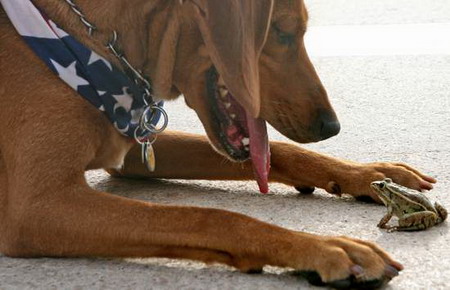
[386,226,399,233]
[397,211,438,231]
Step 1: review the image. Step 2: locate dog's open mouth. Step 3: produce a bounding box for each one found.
[206,67,271,193]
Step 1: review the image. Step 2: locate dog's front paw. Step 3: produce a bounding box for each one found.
[326,162,436,203]
[297,235,403,289]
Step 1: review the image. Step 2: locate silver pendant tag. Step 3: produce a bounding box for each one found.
[142,142,156,172]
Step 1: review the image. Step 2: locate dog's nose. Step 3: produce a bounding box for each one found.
[316,110,340,140]
[320,119,341,139]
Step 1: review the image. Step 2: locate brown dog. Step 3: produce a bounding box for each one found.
[0,0,436,288]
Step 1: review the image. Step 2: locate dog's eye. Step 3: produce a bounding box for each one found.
[273,25,296,46]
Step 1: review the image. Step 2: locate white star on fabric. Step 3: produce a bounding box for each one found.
[112,87,134,112]
[98,105,105,111]
[50,59,89,90]
[88,52,113,71]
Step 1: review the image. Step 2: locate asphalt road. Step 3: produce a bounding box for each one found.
[1,1,450,289]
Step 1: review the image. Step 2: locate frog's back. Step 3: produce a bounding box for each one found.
[396,187,436,212]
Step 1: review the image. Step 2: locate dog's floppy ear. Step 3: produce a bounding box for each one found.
[191,0,274,117]
[153,14,181,100]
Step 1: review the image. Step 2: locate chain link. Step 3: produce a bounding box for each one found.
[64,0,96,35]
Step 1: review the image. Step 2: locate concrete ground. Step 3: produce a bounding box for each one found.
[1,1,450,289]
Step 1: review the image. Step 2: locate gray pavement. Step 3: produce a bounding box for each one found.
[1,1,450,290]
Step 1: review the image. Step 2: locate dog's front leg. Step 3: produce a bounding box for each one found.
[1,177,402,287]
[112,131,435,202]
[110,130,256,181]
[269,141,436,202]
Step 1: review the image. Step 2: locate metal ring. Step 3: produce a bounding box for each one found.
[133,127,147,144]
[139,106,168,134]
[106,31,120,55]
[139,105,168,134]
[110,31,118,45]
[134,127,158,145]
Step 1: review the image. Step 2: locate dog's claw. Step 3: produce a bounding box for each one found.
[385,265,399,278]
[350,264,365,278]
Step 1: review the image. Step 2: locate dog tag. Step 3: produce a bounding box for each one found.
[142,142,156,172]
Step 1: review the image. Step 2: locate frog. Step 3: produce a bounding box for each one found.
[370,178,447,232]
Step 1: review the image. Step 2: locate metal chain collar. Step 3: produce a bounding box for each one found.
[64,0,168,143]
[64,0,96,35]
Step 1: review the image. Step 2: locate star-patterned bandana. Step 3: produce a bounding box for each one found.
[1,0,163,139]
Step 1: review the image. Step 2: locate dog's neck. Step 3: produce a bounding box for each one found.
[32,0,178,97]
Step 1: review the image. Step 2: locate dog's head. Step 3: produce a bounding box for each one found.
[152,0,339,188]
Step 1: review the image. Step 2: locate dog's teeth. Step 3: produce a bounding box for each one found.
[230,113,236,119]
[224,102,231,109]
[219,88,229,98]
[242,137,250,146]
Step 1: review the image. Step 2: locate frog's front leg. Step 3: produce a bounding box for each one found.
[397,211,438,231]
[377,207,394,229]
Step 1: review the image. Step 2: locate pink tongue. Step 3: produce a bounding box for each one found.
[246,113,271,193]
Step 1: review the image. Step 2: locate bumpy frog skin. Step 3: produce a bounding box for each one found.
[370,178,447,231]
